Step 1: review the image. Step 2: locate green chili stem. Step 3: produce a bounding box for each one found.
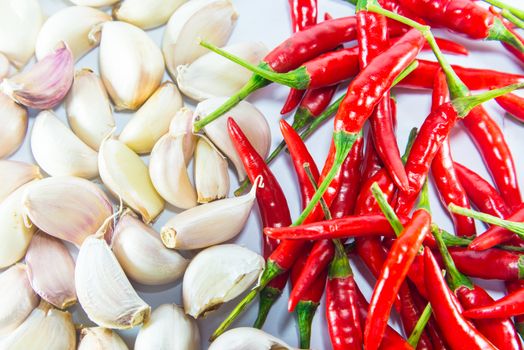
[483,0,524,21]
[296,301,318,349]
[371,182,403,237]
[488,19,524,53]
[304,163,332,220]
[452,82,524,117]
[418,181,431,213]
[392,60,419,86]
[408,303,433,348]
[253,286,282,329]
[402,128,419,164]
[502,9,524,29]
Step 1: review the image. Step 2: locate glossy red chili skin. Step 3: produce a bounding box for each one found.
[298,84,338,118]
[463,288,524,319]
[398,283,434,350]
[288,0,317,32]
[362,131,384,181]
[391,35,469,55]
[305,47,360,89]
[506,280,524,336]
[291,254,325,304]
[281,89,306,115]
[495,92,524,123]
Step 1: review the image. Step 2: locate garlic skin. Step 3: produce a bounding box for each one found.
[209,328,298,350]
[66,69,115,150]
[100,21,164,111]
[35,6,111,61]
[31,111,99,179]
[177,42,268,101]
[0,264,39,336]
[196,98,270,180]
[135,304,200,350]
[119,82,183,154]
[0,53,9,80]
[162,0,238,78]
[0,160,40,204]
[183,244,264,318]
[22,176,113,246]
[76,236,151,329]
[114,0,187,30]
[99,138,164,223]
[78,328,129,350]
[194,137,229,203]
[0,43,74,110]
[0,0,43,68]
[0,94,27,159]
[112,211,188,285]
[70,0,120,6]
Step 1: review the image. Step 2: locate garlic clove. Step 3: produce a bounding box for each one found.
[194,137,229,203]
[209,328,299,350]
[0,43,74,109]
[182,244,264,318]
[70,0,120,7]
[0,264,39,336]
[30,110,99,179]
[0,160,40,205]
[25,230,77,309]
[196,98,270,180]
[169,107,197,162]
[0,53,10,80]
[135,304,200,350]
[78,327,129,350]
[35,6,111,61]
[22,176,113,246]
[76,235,151,329]
[177,42,268,101]
[114,0,187,30]
[119,82,183,154]
[112,211,188,286]
[0,94,27,159]
[100,21,165,111]
[66,69,115,150]
[99,138,164,223]
[162,0,238,78]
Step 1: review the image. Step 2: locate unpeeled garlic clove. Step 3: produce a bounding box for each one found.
[177,42,268,101]
[0,160,40,207]
[31,110,99,179]
[22,176,113,246]
[100,21,164,111]
[194,137,229,203]
[0,43,74,109]
[135,304,200,350]
[182,244,264,318]
[76,235,151,329]
[0,94,27,159]
[114,0,187,30]
[119,82,183,154]
[162,0,238,78]
[209,328,298,350]
[0,53,10,80]
[0,264,39,336]
[66,69,115,150]
[70,0,120,7]
[99,138,164,223]
[78,327,129,350]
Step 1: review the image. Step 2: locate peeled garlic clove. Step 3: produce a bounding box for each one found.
[35,6,111,61]
[196,98,270,180]
[209,328,298,350]
[70,0,120,7]
[119,82,183,154]
[76,235,151,329]
[0,94,27,159]
[0,43,74,109]
[177,42,267,101]
[135,304,200,350]
[163,0,238,78]
[0,53,10,80]
[194,137,229,203]
[31,111,99,179]
[0,264,39,335]
[99,138,164,223]
[114,0,186,30]
[183,244,264,318]
[23,176,113,246]
[78,327,129,350]
[100,21,164,111]
[66,69,115,150]
[0,161,40,202]
[169,107,197,162]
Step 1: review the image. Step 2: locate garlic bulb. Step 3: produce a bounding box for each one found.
[100,21,164,110]
[31,111,99,179]
[0,53,9,80]
[78,328,129,350]
[0,160,40,206]
[162,0,238,78]
[119,82,183,154]
[66,69,115,150]
[35,6,111,61]
[22,176,113,246]
[0,0,43,68]
[196,98,270,180]
[135,304,200,350]
[209,328,298,350]
[112,211,188,285]
[177,42,267,101]
[70,0,120,6]
[0,264,39,336]
[183,244,264,318]
[114,0,186,30]
[76,235,151,329]
[194,137,229,203]
[0,94,27,159]
[99,138,164,223]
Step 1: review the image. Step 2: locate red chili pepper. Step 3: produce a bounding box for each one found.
[489,6,524,64]
[463,288,524,319]
[291,84,339,131]
[390,35,469,55]
[398,282,434,350]
[494,91,524,123]
[506,280,524,338]
[362,131,384,181]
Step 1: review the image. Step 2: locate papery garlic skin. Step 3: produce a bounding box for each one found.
[76,236,151,329]
[0,53,9,80]
[162,0,238,78]
[31,111,99,179]
[35,6,111,61]
[119,82,183,154]
[194,137,229,203]
[0,161,40,202]
[114,0,186,30]
[70,0,120,6]
[209,328,298,350]
[135,304,200,350]
[0,264,39,336]
[0,94,27,159]
[78,327,129,350]
[177,42,268,101]
[100,21,164,110]
[66,69,115,150]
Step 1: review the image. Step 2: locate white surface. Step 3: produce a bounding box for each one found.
[10,0,524,349]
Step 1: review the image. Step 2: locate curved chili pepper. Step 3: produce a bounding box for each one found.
[495,91,524,123]
[291,84,339,131]
[390,35,469,55]
[463,288,524,319]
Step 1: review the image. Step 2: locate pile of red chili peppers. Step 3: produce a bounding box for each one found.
[206,0,524,348]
